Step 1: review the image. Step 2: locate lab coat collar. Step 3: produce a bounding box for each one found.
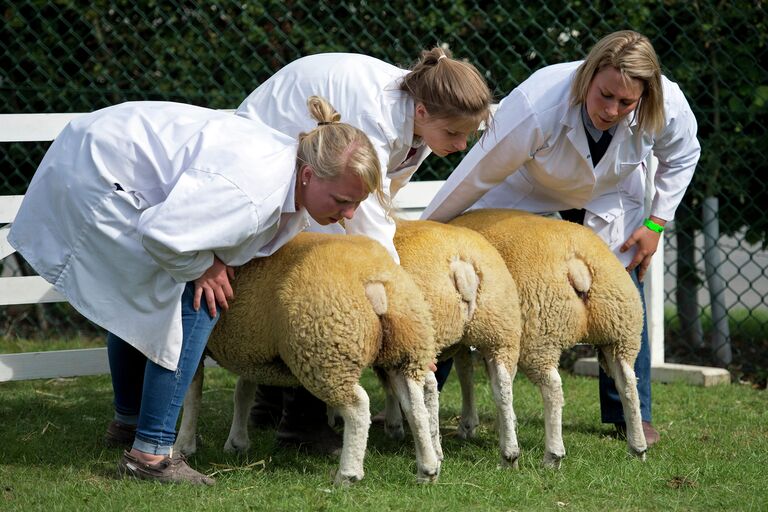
[385,77,417,147]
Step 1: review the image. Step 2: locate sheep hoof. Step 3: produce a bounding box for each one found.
[499,451,520,469]
[631,448,647,461]
[174,440,196,456]
[416,468,439,484]
[457,419,478,440]
[223,438,250,454]
[542,452,564,469]
[385,423,405,440]
[332,469,362,486]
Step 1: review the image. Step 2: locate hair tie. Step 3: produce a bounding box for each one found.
[437,54,447,61]
[317,121,333,126]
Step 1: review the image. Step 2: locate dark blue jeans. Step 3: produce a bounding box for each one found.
[599,270,652,424]
[107,282,219,455]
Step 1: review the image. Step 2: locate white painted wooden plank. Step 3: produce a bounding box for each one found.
[0,113,85,142]
[0,348,109,381]
[0,195,23,223]
[392,180,445,209]
[0,276,65,305]
[0,226,14,260]
[0,348,219,382]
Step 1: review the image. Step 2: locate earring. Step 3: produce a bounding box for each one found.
[302,182,307,186]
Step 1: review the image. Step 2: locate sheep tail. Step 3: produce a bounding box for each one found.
[365,281,388,315]
[567,257,592,303]
[450,256,479,320]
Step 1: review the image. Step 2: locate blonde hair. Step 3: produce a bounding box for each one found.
[400,47,493,128]
[571,30,665,135]
[297,96,388,211]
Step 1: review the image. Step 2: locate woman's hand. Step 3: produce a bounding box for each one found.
[620,216,665,282]
[193,256,236,317]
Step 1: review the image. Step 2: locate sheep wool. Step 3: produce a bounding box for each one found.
[451,209,647,467]
[393,219,522,468]
[174,232,440,484]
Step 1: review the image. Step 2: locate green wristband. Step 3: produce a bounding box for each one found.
[643,218,665,233]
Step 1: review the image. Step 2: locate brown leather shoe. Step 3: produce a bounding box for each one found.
[614,421,660,447]
[642,421,660,447]
[117,450,215,485]
[104,420,136,448]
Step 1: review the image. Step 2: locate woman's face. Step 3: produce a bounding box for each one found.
[298,166,369,225]
[414,105,479,157]
[586,66,645,131]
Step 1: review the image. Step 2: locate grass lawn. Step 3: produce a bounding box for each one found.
[0,358,765,512]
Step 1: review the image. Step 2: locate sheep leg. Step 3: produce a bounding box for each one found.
[599,348,648,459]
[388,370,440,483]
[174,358,204,455]
[423,370,443,462]
[382,384,405,440]
[223,377,258,453]
[538,367,566,468]
[484,353,520,469]
[333,384,370,485]
[453,348,480,439]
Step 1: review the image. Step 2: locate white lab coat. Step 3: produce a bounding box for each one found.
[9,101,310,370]
[422,61,700,266]
[236,53,431,263]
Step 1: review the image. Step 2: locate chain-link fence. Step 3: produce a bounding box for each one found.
[2,1,767,385]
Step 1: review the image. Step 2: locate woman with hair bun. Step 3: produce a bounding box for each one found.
[8,96,381,485]
[237,47,493,450]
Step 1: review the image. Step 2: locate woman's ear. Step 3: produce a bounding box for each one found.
[414,102,429,120]
[300,164,314,185]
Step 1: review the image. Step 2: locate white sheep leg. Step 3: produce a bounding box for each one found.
[334,384,370,485]
[539,367,566,468]
[382,383,405,440]
[453,349,480,439]
[223,377,258,453]
[388,370,440,483]
[174,359,204,455]
[600,349,648,459]
[423,370,443,463]
[484,355,520,469]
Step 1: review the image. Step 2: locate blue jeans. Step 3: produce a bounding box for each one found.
[599,270,652,424]
[107,282,219,455]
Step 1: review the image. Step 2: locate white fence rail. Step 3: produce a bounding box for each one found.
[0,111,729,385]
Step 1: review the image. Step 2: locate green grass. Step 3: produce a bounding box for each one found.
[0,362,766,512]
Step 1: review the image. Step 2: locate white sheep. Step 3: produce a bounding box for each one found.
[174,232,441,485]
[450,209,647,467]
[382,219,522,468]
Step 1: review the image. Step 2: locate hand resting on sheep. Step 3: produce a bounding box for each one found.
[174,232,441,484]
[451,209,647,468]
[381,219,522,468]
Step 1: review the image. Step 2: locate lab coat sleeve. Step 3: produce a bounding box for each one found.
[650,92,701,221]
[137,169,261,283]
[343,175,399,264]
[421,89,544,222]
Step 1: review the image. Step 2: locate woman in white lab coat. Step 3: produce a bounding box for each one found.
[236,47,493,263]
[422,31,701,446]
[8,96,382,484]
[236,47,493,449]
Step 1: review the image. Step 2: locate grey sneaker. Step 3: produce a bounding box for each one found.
[117,450,215,485]
[104,421,136,448]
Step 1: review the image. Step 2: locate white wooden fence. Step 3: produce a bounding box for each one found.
[0,112,729,385]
